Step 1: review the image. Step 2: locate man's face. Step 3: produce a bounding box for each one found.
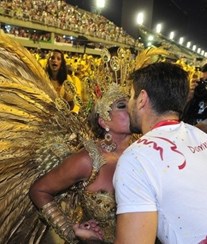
[128,87,142,134]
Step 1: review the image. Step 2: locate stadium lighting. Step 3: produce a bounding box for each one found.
[179,37,184,45]
[96,0,106,9]
[155,23,162,33]
[169,31,175,40]
[192,45,197,51]
[186,41,191,48]
[136,12,144,26]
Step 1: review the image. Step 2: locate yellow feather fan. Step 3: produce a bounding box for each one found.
[0,31,89,244]
[135,46,169,70]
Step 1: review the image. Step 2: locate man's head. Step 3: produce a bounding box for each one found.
[128,62,189,133]
[201,63,207,80]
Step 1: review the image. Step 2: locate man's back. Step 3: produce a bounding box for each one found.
[114,122,207,243]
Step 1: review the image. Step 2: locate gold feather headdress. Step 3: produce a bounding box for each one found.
[135,46,169,70]
[88,46,169,121]
[83,46,170,121]
[86,47,135,121]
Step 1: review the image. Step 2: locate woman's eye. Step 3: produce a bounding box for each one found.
[117,102,127,109]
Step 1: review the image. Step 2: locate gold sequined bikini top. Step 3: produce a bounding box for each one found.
[66,140,116,243]
[82,140,116,243]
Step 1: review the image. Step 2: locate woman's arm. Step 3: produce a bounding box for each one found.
[29,149,92,208]
[29,149,94,243]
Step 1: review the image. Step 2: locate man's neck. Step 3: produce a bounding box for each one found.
[142,113,180,134]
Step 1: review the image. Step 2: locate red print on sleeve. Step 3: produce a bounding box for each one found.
[137,137,186,170]
[199,236,207,244]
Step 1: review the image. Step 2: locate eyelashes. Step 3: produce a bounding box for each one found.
[116,102,127,109]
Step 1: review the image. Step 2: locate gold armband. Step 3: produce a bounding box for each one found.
[41,201,78,244]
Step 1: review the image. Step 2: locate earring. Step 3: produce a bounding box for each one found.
[101,127,117,152]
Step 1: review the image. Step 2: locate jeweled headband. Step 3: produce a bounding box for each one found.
[95,83,128,121]
[93,48,134,121]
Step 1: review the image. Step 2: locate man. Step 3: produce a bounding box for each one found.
[201,63,207,80]
[113,62,207,243]
[182,63,207,131]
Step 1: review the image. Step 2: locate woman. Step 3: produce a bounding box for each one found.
[29,83,132,243]
[46,49,68,93]
[46,49,82,112]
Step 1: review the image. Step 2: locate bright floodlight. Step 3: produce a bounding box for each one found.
[179,37,184,45]
[197,48,201,54]
[156,23,162,33]
[186,41,191,48]
[96,0,105,9]
[169,31,174,40]
[136,12,144,25]
[192,45,196,51]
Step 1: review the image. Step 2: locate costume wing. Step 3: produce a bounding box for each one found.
[0,31,88,243]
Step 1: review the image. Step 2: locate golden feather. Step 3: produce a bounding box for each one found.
[0,31,89,243]
[135,46,169,70]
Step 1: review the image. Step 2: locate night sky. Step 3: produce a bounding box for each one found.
[66,0,207,52]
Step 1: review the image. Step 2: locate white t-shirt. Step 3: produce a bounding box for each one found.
[114,122,207,244]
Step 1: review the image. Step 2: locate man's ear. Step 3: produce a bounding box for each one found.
[137,89,148,109]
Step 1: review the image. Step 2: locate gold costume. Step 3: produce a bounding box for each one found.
[80,190,115,243]
[76,140,116,243]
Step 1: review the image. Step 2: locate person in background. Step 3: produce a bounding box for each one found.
[38,49,48,69]
[46,49,68,92]
[113,62,207,244]
[201,63,207,80]
[29,83,132,243]
[194,63,207,132]
[182,64,207,132]
[46,49,82,112]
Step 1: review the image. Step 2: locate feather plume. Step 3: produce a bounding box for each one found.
[135,46,169,70]
[0,30,89,243]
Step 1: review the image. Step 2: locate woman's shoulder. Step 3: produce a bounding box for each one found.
[83,140,106,169]
[60,147,93,181]
[68,146,92,166]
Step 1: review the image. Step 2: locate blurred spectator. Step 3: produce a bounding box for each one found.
[45,49,82,113]
[201,63,207,80]
[182,64,207,125]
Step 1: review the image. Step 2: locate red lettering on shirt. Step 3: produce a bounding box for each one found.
[188,141,207,153]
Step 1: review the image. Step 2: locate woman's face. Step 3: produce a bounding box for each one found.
[107,98,131,134]
[49,51,62,72]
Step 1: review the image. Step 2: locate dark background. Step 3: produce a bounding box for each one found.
[66,0,207,52]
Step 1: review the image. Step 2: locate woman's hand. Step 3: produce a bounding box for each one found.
[73,219,104,242]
